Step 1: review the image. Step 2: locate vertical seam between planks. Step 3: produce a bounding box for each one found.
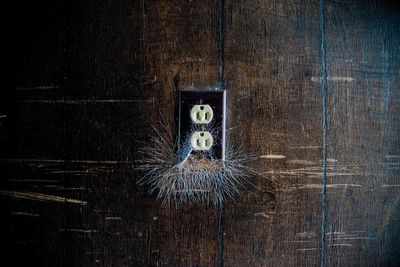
[217,202,225,267]
[319,0,328,266]
[218,0,225,89]
[217,0,225,267]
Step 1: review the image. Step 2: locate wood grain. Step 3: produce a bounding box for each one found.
[223,1,325,266]
[1,0,220,266]
[1,0,399,266]
[324,1,400,266]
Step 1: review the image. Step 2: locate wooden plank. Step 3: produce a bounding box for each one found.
[323,1,400,266]
[1,0,221,266]
[135,2,220,265]
[2,0,399,266]
[3,1,67,96]
[223,1,325,266]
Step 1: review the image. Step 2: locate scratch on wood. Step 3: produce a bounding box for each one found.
[296,231,317,238]
[298,184,362,189]
[311,76,355,82]
[85,251,102,255]
[326,158,338,163]
[11,211,40,217]
[330,244,352,247]
[270,132,292,137]
[253,212,269,218]
[43,186,85,191]
[0,190,87,205]
[334,237,376,240]
[59,187,85,191]
[267,170,369,177]
[43,185,60,189]
[380,162,400,165]
[297,248,319,251]
[284,240,312,243]
[59,229,97,233]
[139,76,157,85]
[105,217,122,221]
[259,154,286,159]
[326,231,347,236]
[287,159,316,165]
[385,155,400,158]
[325,231,374,244]
[290,146,321,149]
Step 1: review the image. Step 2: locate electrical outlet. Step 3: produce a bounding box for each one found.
[190,104,213,124]
[191,131,213,150]
[177,88,226,160]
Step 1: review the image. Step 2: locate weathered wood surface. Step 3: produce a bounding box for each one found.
[224,0,324,266]
[324,1,400,266]
[2,1,220,266]
[1,0,399,266]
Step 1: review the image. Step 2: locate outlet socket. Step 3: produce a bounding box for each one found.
[190,104,214,124]
[177,88,226,160]
[191,131,214,150]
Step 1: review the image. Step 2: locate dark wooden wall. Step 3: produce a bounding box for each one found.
[1,0,399,266]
